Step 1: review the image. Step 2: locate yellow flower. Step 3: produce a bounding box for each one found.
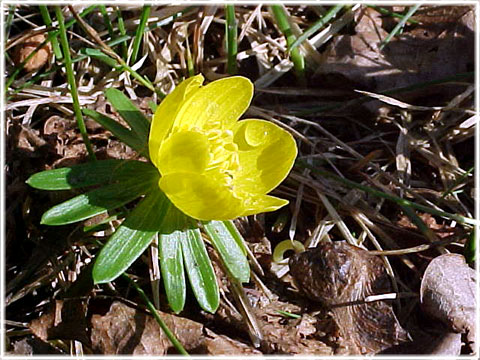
[148,74,297,221]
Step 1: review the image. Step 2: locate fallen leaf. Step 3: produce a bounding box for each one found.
[317,6,474,100]
[14,33,51,72]
[420,253,476,350]
[90,301,260,355]
[289,241,409,354]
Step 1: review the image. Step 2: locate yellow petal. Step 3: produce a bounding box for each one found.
[159,172,244,221]
[232,119,297,194]
[157,131,210,176]
[242,195,289,217]
[149,74,204,167]
[172,76,253,132]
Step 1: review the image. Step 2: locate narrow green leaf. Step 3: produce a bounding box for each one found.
[122,274,189,355]
[41,179,154,226]
[270,5,305,81]
[5,6,15,40]
[225,5,238,75]
[82,109,147,154]
[181,226,219,313]
[130,5,151,65]
[288,4,344,51]
[297,160,479,226]
[99,5,115,41]
[93,191,169,283]
[380,4,422,50]
[158,205,187,313]
[55,6,96,161]
[105,88,150,144]
[223,220,248,255]
[27,159,157,190]
[116,7,128,60]
[203,221,250,283]
[367,5,420,24]
[39,6,62,59]
[6,6,99,91]
[82,48,121,69]
[276,309,301,319]
[159,233,186,313]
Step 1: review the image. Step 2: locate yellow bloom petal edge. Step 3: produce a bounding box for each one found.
[149,75,298,221]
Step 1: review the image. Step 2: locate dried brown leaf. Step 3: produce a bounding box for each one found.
[90,301,260,355]
[289,241,409,354]
[317,6,474,97]
[14,34,51,72]
[420,253,476,348]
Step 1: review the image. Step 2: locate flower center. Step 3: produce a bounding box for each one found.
[194,125,240,187]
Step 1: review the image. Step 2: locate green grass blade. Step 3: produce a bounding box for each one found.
[368,5,420,24]
[288,4,344,51]
[82,48,121,69]
[203,221,250,283]
[26,159,157,190]
[106,35,131,47]
[104,88,150,144]
[55,6,96,161]
[115,7,128,60]
[99,5,115,41]
[5,36,52,90]
[64,5,98,28]
[6,5,98,91]
[270,5,305,81]
[39,6,62,59]
[380,4,422,50]
[93,190,169,283]
[82,109,147,155]
[441,166,474,199]
[41,179,154,226]
[297,160,478,226]
[296,72,474,115]
[225,5,238,75]
[181,226,219,313]
[5,5,15,40]
[123,274,188,355]
[130,5,151,65]
[7,68,56,99]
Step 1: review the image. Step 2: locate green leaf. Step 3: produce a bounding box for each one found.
[82,109,147,154]
[105,88,150,145]
[158,206,187,313]
[27,159,157,190]
[41,178,155,226]
[159,233,186,313]
[181,226,219,313]
[93,190,169,283]
[203,221,250,283]
[223,220,248,255]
